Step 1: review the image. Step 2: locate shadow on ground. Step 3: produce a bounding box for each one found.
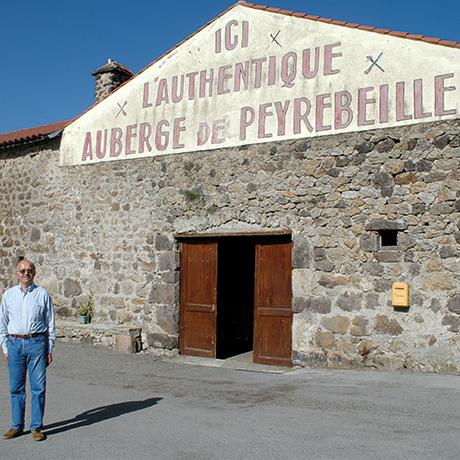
[43,397,162,436]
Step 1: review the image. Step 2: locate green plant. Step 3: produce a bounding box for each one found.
[182,188,202,202]
[206,204,218,215]
[77,294,94,317]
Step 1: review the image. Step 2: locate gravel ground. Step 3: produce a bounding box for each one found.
[0,342,458,460]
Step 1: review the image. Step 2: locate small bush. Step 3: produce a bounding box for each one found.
[77,294,94,317]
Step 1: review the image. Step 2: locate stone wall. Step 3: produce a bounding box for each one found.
[0,119,459,372]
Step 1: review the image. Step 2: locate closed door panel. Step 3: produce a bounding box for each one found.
[254,240,292,366]
[179,241,217,357]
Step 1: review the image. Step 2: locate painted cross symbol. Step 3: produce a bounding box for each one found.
[364,52,384,74]
[116,101,127,117]
[268,30,281,48]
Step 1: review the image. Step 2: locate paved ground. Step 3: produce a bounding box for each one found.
[0,342,459,460]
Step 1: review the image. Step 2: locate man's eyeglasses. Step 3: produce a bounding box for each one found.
[18,269,34,274]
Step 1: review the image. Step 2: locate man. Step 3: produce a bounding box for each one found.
[0,259,55,441]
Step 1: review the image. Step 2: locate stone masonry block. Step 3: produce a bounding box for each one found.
[321,316,350,334]
[63,278,82,297]
[447,295,460,315]
[374,315,403,335]
[292,236,310,269]
[113,335,136,353]
[359,234,378,252]
[155,234,173,251]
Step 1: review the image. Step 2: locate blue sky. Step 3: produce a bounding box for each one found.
[1,0,459,133]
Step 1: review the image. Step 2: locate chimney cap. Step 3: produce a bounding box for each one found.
[91,59,133,78]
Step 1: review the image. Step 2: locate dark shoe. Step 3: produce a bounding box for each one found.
[31,429,47,441]
[3,428,24,439]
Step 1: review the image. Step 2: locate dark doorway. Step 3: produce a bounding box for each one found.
[179,232,292,366]
[216,238,255,359]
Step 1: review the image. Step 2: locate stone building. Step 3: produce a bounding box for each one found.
[1,2,459,372]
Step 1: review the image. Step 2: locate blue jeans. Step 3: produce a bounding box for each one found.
[7,335,47,430]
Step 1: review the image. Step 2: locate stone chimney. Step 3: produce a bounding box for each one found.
[91,59,134,102]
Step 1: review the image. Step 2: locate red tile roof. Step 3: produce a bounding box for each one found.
[0,120,70,148]
[2,1,459,149]
[240,2,460,48]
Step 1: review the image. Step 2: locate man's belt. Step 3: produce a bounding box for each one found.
[10,332,46,339]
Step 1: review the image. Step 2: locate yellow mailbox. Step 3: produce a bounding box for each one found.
[392,282,410,307]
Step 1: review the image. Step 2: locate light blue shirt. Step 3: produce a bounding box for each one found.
[0,284,56,354]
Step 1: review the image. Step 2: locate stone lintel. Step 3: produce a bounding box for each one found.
[365,220,408,231]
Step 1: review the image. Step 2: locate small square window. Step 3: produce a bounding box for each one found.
[379,230,398,247]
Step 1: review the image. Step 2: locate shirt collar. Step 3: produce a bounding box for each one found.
[17,283,36,294]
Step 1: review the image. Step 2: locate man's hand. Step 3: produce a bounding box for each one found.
[47,353,53,366]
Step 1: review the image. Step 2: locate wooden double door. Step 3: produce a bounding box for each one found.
[179,235,292,366]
